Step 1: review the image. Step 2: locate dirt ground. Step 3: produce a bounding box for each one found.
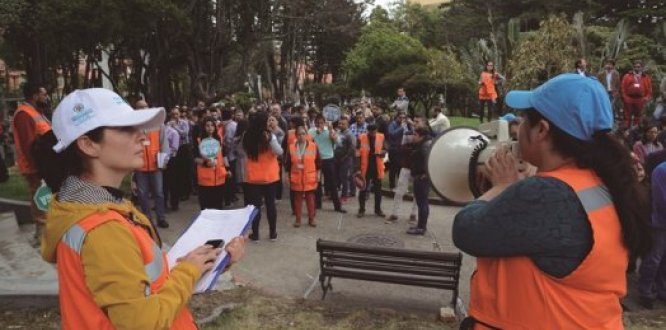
[1,285,665,329]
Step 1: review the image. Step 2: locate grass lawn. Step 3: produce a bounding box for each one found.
[448,116,479,128]
[0,167,31,201]
[0,166,132,201]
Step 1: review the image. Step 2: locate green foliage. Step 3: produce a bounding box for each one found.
[506,15,579,90]
[343,22,428,96]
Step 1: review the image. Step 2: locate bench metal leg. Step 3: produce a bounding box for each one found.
[320,276,334,300]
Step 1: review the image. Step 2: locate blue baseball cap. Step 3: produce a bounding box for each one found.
[500,113,517,122]
[504,74,612,142]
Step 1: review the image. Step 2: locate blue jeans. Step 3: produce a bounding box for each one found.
[638,229,666,299]
[413,176,430,230]
[135,171,166,224]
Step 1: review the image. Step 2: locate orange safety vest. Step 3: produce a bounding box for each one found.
[289,141,318,192]
[197,138,227,187]
[56,211,196,330]
[359,133,385,179]
[245,147,280,184]
[138,130,160,172]
[478,71,498,101]
[469,166,627,330]
[12,103,52,174]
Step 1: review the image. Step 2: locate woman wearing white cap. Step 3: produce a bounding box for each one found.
[32,88,246,329]
[454,74,652,329]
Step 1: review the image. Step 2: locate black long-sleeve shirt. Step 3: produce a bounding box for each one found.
[453,176,593,278]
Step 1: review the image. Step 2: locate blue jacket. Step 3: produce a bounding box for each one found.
[387,120,411,150]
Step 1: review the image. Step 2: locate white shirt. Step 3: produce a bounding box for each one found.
[429,113,451,135]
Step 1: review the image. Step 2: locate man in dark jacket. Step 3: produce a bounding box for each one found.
[407,127,432,235]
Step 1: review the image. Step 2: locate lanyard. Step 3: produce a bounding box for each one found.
[297,142,307,160]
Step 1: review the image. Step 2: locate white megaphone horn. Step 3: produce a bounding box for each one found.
[426,120,522,205]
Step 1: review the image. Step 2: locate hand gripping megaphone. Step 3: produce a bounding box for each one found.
[426,120,522,205]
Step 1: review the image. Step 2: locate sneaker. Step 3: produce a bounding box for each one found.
[357,210,365,218]
[335,208,348,214]
[375,210,386,217]
[269,233,278,241]
[293,222,301,228]
[157,220,170,228]
[249,233,259,241]
[308,220,317,227]
[385,215,398,224]
[406,227,426,235]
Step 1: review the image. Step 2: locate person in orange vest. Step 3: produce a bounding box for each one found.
[30,88,247,329]
[477,61,504,123]
[11,82,51,245]
[621,60,653,128]
[454,74,652,329]
[194,117,230,209]
[243,111,283,241]
[285,125,320,227]
[133,99,171,228]
[356,124,386,218]
[283,116,313,214]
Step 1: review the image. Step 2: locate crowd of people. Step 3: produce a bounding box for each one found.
[3,55,666,328]
[115,86,451,239]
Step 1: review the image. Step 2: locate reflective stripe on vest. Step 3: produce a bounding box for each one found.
[289,141,318,192]
[577,185,612,213]
[468,166,627,329]
[56,210,196,329]
[12,103,52,174]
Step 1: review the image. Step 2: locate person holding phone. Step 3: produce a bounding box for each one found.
[243,111,283,241]
[32,89,247,329]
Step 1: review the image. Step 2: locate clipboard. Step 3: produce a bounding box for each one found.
[167,205,258,293]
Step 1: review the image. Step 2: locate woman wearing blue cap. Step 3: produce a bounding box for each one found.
[454,74,652,329]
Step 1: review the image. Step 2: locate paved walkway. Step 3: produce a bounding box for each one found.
[159,193,472,315]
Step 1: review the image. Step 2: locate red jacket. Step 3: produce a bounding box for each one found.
[621,71,652,101]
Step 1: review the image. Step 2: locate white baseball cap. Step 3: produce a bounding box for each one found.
[52,88,165,153]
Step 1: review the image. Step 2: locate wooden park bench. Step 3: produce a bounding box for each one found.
[316,239,463,307]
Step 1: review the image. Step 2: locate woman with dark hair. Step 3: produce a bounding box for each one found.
[194,117,230,209]
[242,111,283,241]
[477,61,504,123]
[633,123,663,164]
[454,74,652,329]
[32,89,246,329]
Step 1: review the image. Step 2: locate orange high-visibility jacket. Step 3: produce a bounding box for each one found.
[197,138,227,187]
[478,72,498,101]
[359,133,385,179]
[245,148,280,184]
[56,211,197,329]
[469,166,627,330]
[289,141,318,192]
[12,103,51,174]
[137,130,160,172]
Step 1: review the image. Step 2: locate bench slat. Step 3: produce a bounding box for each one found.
[322,251,460,270]
[323,268,458,290]
[317,240,462,262]
[323,259,459,278]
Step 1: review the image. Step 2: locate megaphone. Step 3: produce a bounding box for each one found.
[427,120,521,205]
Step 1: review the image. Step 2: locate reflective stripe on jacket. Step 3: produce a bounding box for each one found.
[469,165,627,329]
[57,210,196,329]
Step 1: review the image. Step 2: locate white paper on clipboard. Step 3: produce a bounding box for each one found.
[166,205,257,293]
